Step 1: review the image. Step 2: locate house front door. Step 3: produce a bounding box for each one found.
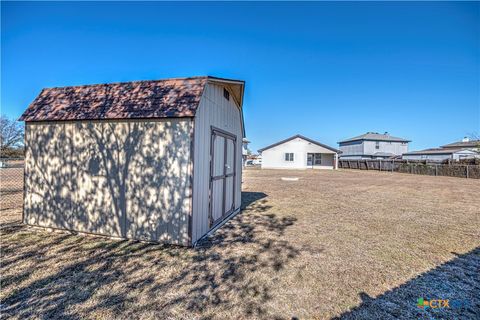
[307,153,321,167]
[307,153,314,167]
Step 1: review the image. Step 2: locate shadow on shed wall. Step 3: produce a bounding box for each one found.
[24,119,192,245]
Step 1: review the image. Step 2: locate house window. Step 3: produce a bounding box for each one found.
[375,141,380,149]
[284,153,294,161]
[223,88,230,101]
[314,153,322,165]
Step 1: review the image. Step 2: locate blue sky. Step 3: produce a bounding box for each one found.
[2,1,479,152]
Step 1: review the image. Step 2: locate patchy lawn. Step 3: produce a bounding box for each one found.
[1,168,479,319]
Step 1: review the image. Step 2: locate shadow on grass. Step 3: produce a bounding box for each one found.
[0,191,299,319]
[336,247,480,319]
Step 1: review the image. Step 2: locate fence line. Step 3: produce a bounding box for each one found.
[338,159,480,179]
[0,158,24,218]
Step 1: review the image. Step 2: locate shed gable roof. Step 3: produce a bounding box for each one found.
[20,76,244,122]
[258,134,340,153]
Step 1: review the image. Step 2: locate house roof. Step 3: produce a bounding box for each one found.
[340,153,397,158]
[338,132,410,144]
[258,134,341,153]
[403,148,477,156]
[372,152,396,157]
[440,140,480,149]
[19,76,245,122]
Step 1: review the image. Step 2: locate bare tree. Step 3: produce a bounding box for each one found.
[1,115,24,152]
[468,132,480,149]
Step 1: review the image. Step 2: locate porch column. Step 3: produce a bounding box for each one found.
[334,153,338,170]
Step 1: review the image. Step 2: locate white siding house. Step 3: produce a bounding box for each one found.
[402,138,480,161]
[20,76,245,246]
[402,148,479,161]
[259,135,340,170]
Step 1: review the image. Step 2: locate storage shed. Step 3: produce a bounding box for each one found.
[20,76,245,246]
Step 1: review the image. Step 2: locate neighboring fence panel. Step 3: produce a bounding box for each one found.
[0,158,25,221]
[338,159,480,179]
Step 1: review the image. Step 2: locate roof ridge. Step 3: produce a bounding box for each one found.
[338,132,410,143]
[42,76,210,91]
[258,134,340,153]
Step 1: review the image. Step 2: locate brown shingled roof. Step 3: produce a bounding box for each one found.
[20,77,212,122]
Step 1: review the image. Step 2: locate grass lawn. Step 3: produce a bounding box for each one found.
[1,168,479,319]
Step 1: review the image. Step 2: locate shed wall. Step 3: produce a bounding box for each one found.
[191,83,243,243]
[24,119,193,245]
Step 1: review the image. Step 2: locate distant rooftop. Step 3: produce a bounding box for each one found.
[440,138,480,149]
[403,148,475,156]
[338,132,410,144]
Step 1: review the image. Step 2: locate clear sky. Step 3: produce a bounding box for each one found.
[2,1,479,152]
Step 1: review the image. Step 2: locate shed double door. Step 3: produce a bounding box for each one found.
[210,127,236,227]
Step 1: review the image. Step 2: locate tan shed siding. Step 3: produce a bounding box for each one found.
[192,83,243,243]
[24,123,73,229]
[24,119,193,246]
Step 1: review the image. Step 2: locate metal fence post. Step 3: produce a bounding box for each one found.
[435,164,438,176]
[466,165,469,179]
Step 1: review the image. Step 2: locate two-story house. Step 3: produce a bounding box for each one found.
[338,132,410,159]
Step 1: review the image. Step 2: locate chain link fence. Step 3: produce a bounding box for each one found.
[0,158,24,223]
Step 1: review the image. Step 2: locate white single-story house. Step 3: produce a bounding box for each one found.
[402,148,479,161]
[19,76,245,246]
[258,135,340,169]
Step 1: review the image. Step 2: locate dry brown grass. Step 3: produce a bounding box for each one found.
[1,168,479,319]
